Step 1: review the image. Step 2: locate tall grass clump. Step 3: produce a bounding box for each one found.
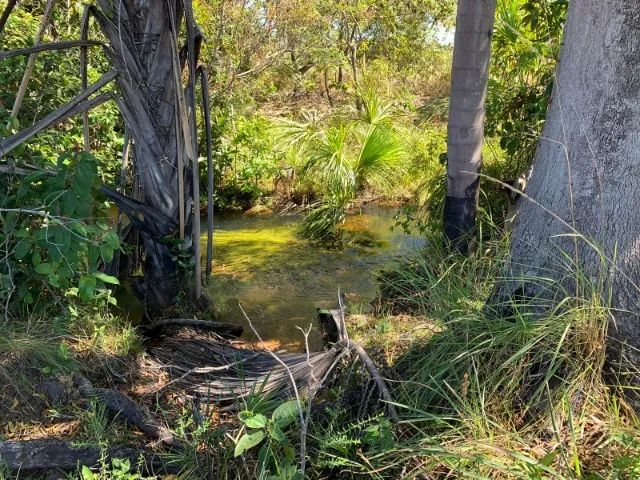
[319,228,640,478]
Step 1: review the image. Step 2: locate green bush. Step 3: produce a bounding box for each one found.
[0,152,120,314]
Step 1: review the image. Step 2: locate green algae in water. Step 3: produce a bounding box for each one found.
[202,206,425,352]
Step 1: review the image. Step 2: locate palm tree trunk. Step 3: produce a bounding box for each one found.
[444,0,496,254]
[91,0,196,309]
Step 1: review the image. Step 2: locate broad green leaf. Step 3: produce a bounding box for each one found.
[244,413,268,429]
[35,263,55,275]
[234,430,265,457]
[81,465,96,480]
[100,245,114,264]
[78,275,97,302]
[272,400,300,428]
[269,422,286,442]
[104,231,120,250]
[93,272,120,285]
[14,239,31,260]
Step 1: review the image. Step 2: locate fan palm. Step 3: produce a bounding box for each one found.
[277,91,406,240]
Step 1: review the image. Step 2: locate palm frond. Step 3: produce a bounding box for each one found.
[273,111,324,148]
[359,89,394,125]
[302,125,356,194]
[356,124,406,188]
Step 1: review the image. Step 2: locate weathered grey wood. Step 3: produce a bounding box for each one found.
[489,0,640,398]
[73,374,178,446]
[0,70,115,158]
[445,0,497,253]
[184,0,202,300]
[90,0,206,308]
[199,66,214,276]
[0,40,106,60]
[0,439,173,473]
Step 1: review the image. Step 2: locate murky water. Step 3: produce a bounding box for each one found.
[202,205,425,351]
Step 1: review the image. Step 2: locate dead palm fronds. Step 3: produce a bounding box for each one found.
[1,0,215,310]
[147,328,343,402]
[146,303,399,421]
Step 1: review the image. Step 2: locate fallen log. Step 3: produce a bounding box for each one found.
[142,318,243,338]
[73,374,179,447]
[0,439,174,473]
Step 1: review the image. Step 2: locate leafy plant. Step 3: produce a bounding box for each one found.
[79,457,150,480]
[278,90,406,241]
[0,152,120,314]
[234,399,302,480]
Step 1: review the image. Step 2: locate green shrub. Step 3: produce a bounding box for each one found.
[0,152,120,315]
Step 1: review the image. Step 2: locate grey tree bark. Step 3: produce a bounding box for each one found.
[91,0,208,309]
[1,1,211,311]
[489,0,640,391]
[444,0,496,254]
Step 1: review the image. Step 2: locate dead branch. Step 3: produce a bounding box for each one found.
[0,40,106,60]
[143,318,243,338]
[0,439,175,473]
[198,65,214,276]
[0,0,17,36]
[11,0,58,118]
[352,342,399,422]
[73,374,179,447]
[0,70,116,158]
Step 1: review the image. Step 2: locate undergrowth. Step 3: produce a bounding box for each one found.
[303,228,640,479]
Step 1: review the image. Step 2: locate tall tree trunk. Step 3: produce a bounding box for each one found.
[489,0,640,396]
[92,0,195,309]
[444,0,496,254]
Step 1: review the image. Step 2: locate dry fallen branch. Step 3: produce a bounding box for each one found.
[0,439,175,474]
[73,374,179,447]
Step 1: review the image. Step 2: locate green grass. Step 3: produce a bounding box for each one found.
[302,228,640,479]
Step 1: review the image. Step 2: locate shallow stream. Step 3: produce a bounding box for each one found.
[204,205,425,351]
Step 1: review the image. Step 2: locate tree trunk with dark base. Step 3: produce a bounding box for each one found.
[91,0,200,309]
[445,0,496,254]
[488,0,640,398]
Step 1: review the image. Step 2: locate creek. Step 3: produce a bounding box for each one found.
[204,205,425,351]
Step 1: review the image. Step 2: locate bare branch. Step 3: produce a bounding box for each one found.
[198,66,214,276]
[0,0,18,37]
[12,0,58,118]
[80,5,92,151]
[0,71,116,158]
[0,40,106,60]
